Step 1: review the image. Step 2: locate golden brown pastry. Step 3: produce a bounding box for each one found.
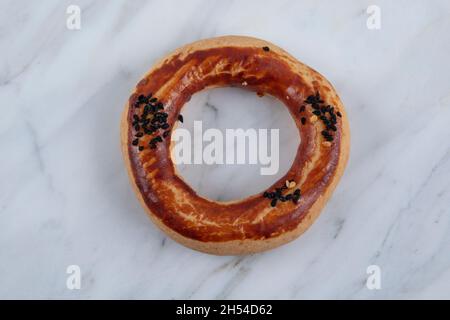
[120,36,350,255]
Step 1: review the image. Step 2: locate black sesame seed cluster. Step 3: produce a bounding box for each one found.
[263,181,301,207]
[131,93,183,151]
[299,92,342,142]
[262,92,344,207]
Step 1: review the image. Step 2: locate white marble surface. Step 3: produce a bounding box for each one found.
[1,0,449,299]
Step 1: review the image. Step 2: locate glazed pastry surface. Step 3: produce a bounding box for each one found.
[121,36,350,255]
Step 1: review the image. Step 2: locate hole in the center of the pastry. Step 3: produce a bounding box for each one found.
[171,87,300,202]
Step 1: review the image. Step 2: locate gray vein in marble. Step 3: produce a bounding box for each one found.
[1,0,450,299]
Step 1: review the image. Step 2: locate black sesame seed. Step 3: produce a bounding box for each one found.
[336,111,342,117]
[326,136,333,141]
[161,123,169,129]
[138,95,147,103]
[134,124,140,131]
[263,191,269,198]
[301,117,306,125]
[279,196,287,202]
[285,194,293,201]
[132,139,139,146]
[312,110,321,116]
[299,105,306,113]
[178,114,184,123]
[275,188,282,197]
[294,189,300,196]
[305,93,324,105]
[155,136,163,142]
[135,132,144,138]
[149,97,157,103]
[271,199,277,207]
[262,46,270,52]
[138,146,144,151]
[163,130,170,138]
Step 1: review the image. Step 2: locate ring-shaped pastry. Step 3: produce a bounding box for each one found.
[121,36,350,255]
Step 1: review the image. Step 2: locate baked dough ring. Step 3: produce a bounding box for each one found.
[121,36,350,255]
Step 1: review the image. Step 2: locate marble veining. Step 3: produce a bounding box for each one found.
[0,0,449,299]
